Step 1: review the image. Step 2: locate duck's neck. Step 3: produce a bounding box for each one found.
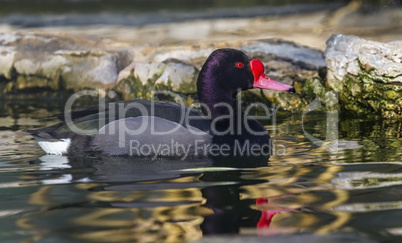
[198,86,240,119]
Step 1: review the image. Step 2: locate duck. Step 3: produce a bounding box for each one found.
[25,48,295,159]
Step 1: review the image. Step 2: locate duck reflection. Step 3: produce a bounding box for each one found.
[23,154,292,242]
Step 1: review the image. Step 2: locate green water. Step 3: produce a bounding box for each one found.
[0,99,401,242]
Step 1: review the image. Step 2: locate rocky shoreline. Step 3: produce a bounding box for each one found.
[0,3,401,118]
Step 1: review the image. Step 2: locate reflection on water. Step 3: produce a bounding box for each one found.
[0,102,402,242]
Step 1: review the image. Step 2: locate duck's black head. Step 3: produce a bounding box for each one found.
[197,48,295,116]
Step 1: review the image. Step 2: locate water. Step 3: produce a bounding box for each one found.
[1,99,401,243]
[0,0,365,28]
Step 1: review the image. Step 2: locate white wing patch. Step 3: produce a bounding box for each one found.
[35,137,71,155]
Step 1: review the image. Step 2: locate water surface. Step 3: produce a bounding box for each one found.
[0,100,402,242]
[0,1,349,27]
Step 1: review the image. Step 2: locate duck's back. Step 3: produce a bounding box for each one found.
[25,100,211,156]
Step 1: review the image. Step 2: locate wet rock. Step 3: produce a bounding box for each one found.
[325,34,402,118]
[0,33,132,94]
[116,59,199,100]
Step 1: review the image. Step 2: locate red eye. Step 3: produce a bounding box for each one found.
[235,62,244,68]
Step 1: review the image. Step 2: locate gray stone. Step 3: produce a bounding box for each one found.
[117,60,198,94]
[115,59,199,100]
[326,34,402,88]
[0,33,132,93]
[241,40,325,70]
[325,34,402,118]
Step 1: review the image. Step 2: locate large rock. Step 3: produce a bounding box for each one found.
[325,34,402,118]
[116,59,199,100]
[0,33,132,94]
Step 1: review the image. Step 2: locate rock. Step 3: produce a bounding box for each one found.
[240,40,325,70]
[116,59,199,99]
[1,32,328,111]
[0,46,15,80]
[325,34,402,118]
[3,32,401,118]
[0,33,132,94]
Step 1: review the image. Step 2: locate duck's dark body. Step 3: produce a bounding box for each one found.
[26,100,208,156]
[26,99,268,158]
[25,48,294,159]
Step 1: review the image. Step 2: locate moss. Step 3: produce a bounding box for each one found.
[349,82,361,97]
[178,81,196,94]
[303,77,325,99]
[328,58,402,119]
[384,90,399,100]
[115,75,151,100]
[333,69,402,119]
[177,70,198,94]
[15,75,58,90]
